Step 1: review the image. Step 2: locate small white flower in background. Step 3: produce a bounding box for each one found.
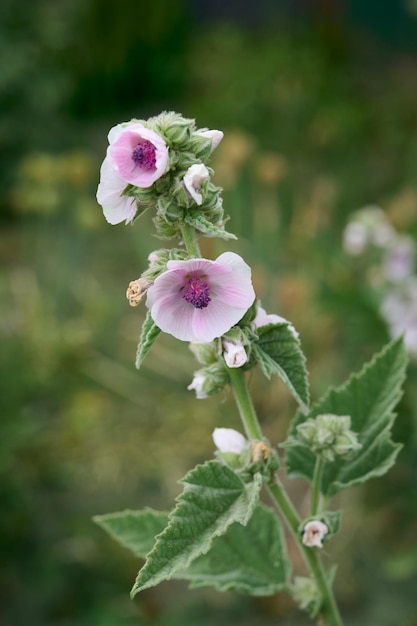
[382,236,415,283]
[343,221,368,255]
[381,280,417,359]
[302,520,328,548]
[222,338,248,368]
[343,205,396,256]
[212,428,247,454]
[187,372,209,399]
[183,163,210,205]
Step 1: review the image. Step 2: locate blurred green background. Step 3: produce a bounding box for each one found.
[1,1,417,624]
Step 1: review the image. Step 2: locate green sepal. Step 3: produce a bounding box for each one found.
[135,311,161,369]
[183,213,237,240]
[252,322,310,413]
[94,504,290,596]
[130,460,263,596]
[285,338,408,496]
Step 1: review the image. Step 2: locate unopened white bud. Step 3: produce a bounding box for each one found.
[212,428,247,454]
[302,520,328,548]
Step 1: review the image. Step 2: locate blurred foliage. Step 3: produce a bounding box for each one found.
[1,1,417,625]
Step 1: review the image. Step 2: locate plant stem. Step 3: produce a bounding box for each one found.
[311,456,325,516]
[229,368,343,626]
[180,223,201,257]
[227,368,263,440]
[268,480,343,626]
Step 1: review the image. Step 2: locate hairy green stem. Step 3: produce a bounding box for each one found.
[227,368,263,440]
[268,480,343,626]
[229,368,343,626]
[180,223,201,257]
[311,456,325,516]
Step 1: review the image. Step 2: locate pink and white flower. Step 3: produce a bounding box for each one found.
[183,163,210,205]
[146,252,255,342]
[96,156,137,225]
[253,304,299,338]
[108,122,169,187]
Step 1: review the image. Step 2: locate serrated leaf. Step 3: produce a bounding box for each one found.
[184,503,290,595]
[252,323,309,412]
[95,505,289,597]
[131,460,262,596]
[94,508,168,557]
[184,213,237,240]
[286,338,408,496]
[135,311,161,369]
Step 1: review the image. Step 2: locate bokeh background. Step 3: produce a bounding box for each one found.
[1,1,417,624]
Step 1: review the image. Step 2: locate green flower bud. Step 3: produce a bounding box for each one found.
[189,341,220,366]
[290,577,322,618]
[187,363,229,399]
[295,414,361,462]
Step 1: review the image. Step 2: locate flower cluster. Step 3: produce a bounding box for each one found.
[343,205,417,358]
[97,111,228,239]
[287,414,361,463]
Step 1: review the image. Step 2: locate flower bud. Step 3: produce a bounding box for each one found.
[290,577,321,617]
[187,363,229,399]
[183,163,210,206]
[212,428,247,454]
[295,414,361,462]
[302,520,328,548]
[222,338,248,368]
[189,341,219,366]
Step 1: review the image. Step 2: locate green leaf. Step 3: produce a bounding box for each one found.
[94,508,168,557]
[135,311,161,369]
[183,503,290,595]
[285,338,408,496]
[95,505,290,597]
[252,322,309,412]
[184,213,237,240]
[131,460,262,596]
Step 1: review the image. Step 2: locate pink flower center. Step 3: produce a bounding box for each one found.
[131,140,156,169]
[182,276,211,309]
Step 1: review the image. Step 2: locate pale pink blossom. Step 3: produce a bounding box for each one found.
[146,252,255,342]
[302,520,328,548]
[96,156,137,224]
[222,338,248,368]
[196,129,224,153]
[253,305,299,338]
[212,428,247,454]
[183,163,210,205]
[108,122,169,187]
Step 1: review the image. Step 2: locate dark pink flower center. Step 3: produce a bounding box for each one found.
[182,276,211,309]
[131,140,156,169]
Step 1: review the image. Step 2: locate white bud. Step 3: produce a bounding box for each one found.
[222,339,248,368]
[212,428,247,454]
[183,163,210,205]
[187,372,208,399]
[196,129,224,153]
[302,520,328,548]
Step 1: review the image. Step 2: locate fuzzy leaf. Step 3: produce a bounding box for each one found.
[95,505,289,597]
[252,323,309,412]
[131,460,262,596]
[94,508,168,557]
[285,338,408,496]
[184,213,237,240]
[184,503,290,595]
[135,311,161,369]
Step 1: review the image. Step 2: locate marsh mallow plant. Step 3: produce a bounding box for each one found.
[94,112,408,625]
